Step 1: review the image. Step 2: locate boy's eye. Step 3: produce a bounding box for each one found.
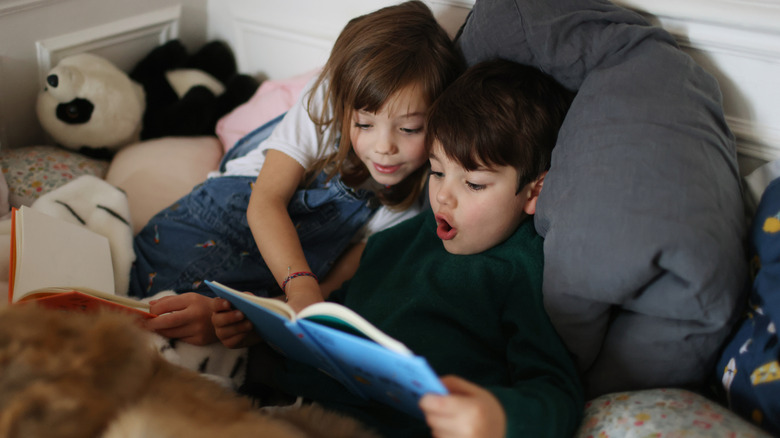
[466,181,486,191]
[429,170,443,179]
[400,127,423,134]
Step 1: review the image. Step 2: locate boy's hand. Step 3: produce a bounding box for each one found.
[211,297,262,348]
[143,293,218,346]
[420,375,506,438]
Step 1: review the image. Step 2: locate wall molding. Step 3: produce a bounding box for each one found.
[0,0,63,17]
[671,23,780,160]
[729,117,780,162]
[615,0,780,161]
[232,18,332,79]
[35,5,181,83]
[614,0,780,33]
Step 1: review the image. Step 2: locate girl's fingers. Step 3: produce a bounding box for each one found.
[212,309,246,328]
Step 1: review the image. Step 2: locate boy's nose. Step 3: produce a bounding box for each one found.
[435,182,454,206]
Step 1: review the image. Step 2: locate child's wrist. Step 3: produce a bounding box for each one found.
[281,270,319,290]
[281,269,319,302]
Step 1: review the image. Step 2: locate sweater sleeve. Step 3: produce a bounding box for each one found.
[488,256,584,437]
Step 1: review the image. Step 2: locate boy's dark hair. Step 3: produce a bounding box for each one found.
[426,58,573,191]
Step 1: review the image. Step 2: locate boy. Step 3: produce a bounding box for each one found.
[213,59,582,437]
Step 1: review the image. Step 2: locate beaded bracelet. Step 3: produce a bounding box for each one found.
[281,270,318,291]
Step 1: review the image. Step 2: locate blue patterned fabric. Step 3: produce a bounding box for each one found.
[717,177,780,436]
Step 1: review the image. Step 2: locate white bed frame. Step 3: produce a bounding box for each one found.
[0,0,778,174]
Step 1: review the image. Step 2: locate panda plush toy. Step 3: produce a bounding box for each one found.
[36,40,259,160]
[36,53,145,160]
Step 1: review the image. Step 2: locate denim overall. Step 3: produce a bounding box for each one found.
[128,115,378,298]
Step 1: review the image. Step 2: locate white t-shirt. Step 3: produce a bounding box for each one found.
[217,77,423,239]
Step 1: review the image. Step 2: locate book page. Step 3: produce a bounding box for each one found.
[11,206,115,302]
[299,302,411,355]
[21,287,149,310]
[28,290,154,319]
[206,280,411,354]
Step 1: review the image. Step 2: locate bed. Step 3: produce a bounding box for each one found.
[0,0,778,436]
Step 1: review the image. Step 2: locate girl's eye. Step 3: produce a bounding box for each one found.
[401,127,423,134]
[354,122,371,130]
[466,181,486,191]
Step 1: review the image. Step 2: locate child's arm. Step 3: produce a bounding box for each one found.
[319,242,366,298]
[420,375,507,438]
[248,149,323,312]
[143,293,218,345]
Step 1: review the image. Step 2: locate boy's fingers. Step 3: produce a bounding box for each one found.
[440,375,481,394]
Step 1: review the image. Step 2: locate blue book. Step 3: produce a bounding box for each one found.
[205,280,447,418]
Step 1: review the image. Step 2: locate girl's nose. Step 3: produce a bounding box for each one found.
[375,135,398,155]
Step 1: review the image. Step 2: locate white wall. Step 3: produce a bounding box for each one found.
[613,0,780,169]
[204,0,472,82]
[1,0,779,170]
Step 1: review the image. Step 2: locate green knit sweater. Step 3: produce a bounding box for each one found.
[274,211,583,437]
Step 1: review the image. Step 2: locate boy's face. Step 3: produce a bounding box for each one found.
[428,142,534,255]
[350,84,429,187]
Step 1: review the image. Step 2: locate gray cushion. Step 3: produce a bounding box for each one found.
[457,0,747,397]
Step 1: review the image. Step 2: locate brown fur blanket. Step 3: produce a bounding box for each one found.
[0,305,380,438]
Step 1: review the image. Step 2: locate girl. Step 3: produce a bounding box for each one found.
[128,1,463,345]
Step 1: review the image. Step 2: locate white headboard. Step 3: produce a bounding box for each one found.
[1,0,778,175]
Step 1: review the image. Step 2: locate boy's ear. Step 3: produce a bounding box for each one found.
[522,171,546,215]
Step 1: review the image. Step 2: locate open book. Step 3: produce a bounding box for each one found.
[205,280,447,418]
[8,206,153,319]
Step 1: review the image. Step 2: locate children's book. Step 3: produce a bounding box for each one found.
[205,280,447,418]
[8,206,154,319]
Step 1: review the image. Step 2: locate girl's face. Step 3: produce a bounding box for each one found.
[428,142,533,255]
[349,84,429,187]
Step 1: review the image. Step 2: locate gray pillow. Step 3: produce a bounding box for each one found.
[457,0,748,398]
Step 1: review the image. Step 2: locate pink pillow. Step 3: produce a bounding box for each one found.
[216,69,319,152]
[105,137,223,235]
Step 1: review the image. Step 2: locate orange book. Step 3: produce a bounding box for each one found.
[8,206,154,319]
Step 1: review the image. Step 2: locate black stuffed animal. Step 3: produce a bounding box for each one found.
[129,40,260,140]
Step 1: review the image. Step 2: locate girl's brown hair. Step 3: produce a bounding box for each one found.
[305,0,463,210]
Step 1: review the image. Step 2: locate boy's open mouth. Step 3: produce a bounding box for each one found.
[435,215,457,241]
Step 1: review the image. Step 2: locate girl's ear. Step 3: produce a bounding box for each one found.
[522,171,546,215]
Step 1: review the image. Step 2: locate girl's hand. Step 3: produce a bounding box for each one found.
[143,293,218,346]
[211,297,262,348]
[419,375,506,438]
